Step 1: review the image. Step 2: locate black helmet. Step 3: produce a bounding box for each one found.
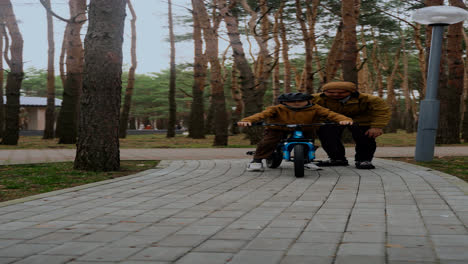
[277,92,312,102]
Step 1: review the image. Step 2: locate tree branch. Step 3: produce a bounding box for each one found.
[1,24,11,67]
[39,0,87,24]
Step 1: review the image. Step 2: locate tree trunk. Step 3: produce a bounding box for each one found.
[230,63,243,135]
[0,25,5,138]
[74,0,126,171]
[57,0,86,144]
[324,22,343,85]
[295,0,314,94]
[385,48,401,133]
[400,33,415,133]
[436,0,465,144]
[167,0,177,138]
[272,4,281,104]
[219,0,261,144]
[193,0,228,146]
[371,28,384,97]
[358,26,370,93]
[43,0,55,139]
[462,31,468,142]
[341,0,358,84]
[0,0,23,146]
[119,0,137,139]
[188,1,206,139]
[279,1,291,93]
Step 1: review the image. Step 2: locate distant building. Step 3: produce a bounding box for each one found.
[2,96,62,130]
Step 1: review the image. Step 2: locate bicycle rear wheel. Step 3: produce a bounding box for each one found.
[266,150,282,168]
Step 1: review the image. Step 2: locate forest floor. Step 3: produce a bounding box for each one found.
[0,130,466,149]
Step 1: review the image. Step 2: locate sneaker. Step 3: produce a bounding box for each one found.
[355,161,375,169]
[304,163,322,170]
[317,159,349,167]
[247,162,264,172]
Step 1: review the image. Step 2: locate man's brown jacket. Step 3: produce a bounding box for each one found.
[311,92,391,128]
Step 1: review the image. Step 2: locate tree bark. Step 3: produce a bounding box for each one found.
[188,0,207,139]
[167,0,177,138]
[43,0,55,139]
[436,0,465,144]
[400,33,415,133]
[385,48,401,133]
[230,63,243,134]
[295,0,314,93]
[341,0,358,85]
[0,25,5,138]
[358,26,370,93]
[74,0,126,171]
[0,0,23,145]
[272,4,281,104]
[119,0,137,139]
[57,0,86,144]
[278,1,291,93]
[193,0,228,146]
[462,30,468,142]
[218,0,261,144]
[324,22,343,85]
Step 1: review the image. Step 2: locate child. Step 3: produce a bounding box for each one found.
[238,92,353,171]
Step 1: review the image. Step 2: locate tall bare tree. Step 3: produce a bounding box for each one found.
[188,0,207,139]
[0,24,5,138]
[50,0,86,144]
[193,0,228,146]
[119,0,137,138]
[167,0,177,138]
[324,22,343,84]
[43,0,56,139]
[278,1,291,93]
[341,0,359,85]
[0,0,23,145]
[74,0,126,171]
[218,0,260,144]
[295,0,319,94]
[436,0,465,144]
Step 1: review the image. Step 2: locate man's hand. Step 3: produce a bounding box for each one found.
[339,120,353,125]
[365,128,383,138]
[237,121,252,127]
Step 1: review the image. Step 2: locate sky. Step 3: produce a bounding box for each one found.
[11,0,194,74]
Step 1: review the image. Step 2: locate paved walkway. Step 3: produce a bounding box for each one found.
[1,146,468,165]
[0,156,467,263]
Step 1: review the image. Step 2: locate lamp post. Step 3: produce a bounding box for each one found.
[413,6,468,162]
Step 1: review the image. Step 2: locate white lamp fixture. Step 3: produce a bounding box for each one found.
[412,6,468,25]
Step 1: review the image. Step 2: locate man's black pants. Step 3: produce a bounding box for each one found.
[317,125,376,162]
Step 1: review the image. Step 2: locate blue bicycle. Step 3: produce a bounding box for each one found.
[253,123,328,178]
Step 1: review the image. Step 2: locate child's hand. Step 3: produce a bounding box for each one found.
[339,120,353,125]
[237,121,252,127]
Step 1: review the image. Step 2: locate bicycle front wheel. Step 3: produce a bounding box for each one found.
[294,145,305,178]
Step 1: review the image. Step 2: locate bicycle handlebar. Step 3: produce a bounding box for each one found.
[250,122,347,127]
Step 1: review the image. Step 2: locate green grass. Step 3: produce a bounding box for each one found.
[0,130,448,149]
[0,160,160,202]
[386,156,468,182]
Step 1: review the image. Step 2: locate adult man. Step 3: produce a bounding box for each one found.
[312,81,391,169]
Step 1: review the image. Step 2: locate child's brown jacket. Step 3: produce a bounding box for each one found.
[240,104,352,131]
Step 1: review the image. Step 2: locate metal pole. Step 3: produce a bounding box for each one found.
[415,25,445,161]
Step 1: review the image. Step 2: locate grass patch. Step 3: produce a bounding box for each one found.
[385,156,468,182]
[0,160,160,202]
[0,130,466,149]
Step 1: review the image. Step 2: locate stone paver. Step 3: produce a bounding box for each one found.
[0,158,467,263]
